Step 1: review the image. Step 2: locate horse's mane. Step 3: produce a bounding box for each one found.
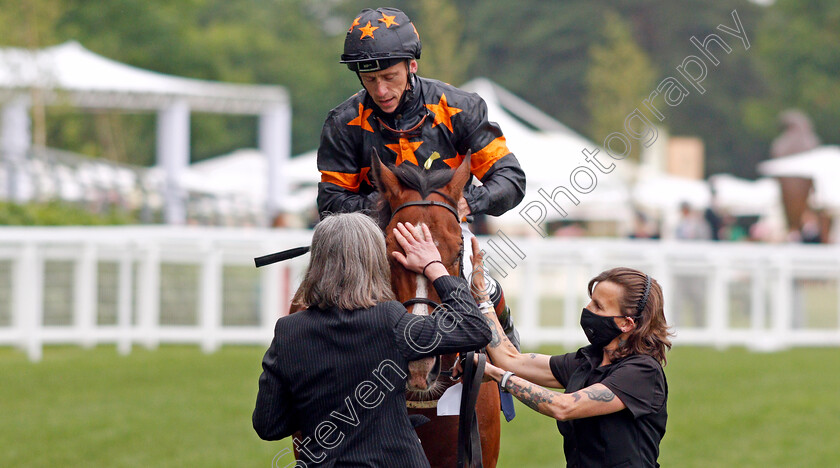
[391,162,455,199]
[373,163,458,230]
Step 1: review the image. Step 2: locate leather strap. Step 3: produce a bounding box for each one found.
[456,351,485,468]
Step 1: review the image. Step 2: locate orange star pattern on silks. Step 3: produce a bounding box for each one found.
[385,138,423,166]
[425,93,463,133]
[442,154,466,169]
[358,21,379,40]
[411,23,420,40]
[347,103,374,132]
[348,16,361,32]
[378,13,399,28]
[360,166,371,185]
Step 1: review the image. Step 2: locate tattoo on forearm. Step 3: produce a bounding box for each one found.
[483,315,502,348]
[505,377,556,413]
[571,392,581,402]
[529,353,537,359]
[583,387,616,402]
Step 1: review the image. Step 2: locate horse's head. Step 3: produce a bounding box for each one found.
[371,149,472,392]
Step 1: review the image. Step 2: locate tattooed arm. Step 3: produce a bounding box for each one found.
[469,237,560,387]
[485,362,627,420]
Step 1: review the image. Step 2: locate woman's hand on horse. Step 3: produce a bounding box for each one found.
[469,237,491,303]
[391,222,446,279]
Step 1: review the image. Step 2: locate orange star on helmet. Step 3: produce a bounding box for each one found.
[348,16,361,32]
[378,13,399,28]
[358,21,379,40]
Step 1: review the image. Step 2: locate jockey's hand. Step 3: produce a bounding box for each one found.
[469,237,491,303]
[458,196,471,222]
[391,222,444,277]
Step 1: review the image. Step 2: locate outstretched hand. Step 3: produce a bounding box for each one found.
[391,222,442,276]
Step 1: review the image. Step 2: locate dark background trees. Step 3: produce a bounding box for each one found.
[0,0,835,179]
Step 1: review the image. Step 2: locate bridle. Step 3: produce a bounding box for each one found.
[389,189,460,223]
[395,192,462,383]
[392,191,485,468]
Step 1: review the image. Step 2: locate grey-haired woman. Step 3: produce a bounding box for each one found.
[253,213,490,467]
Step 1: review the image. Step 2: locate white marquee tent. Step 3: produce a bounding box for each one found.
[757,145,840,211]
[0,41,291,224]
[460,78,635,234]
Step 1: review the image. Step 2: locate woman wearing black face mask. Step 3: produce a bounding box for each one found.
[467,239,673,467]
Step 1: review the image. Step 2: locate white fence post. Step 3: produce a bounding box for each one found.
[137,243,160,350]
[771,254,793,351]
[749,258,769,350]
[74,243,97,349]
[15,243,43,361]
[199,243,222,353]
[708,256,729,349]
[117,249,134,355]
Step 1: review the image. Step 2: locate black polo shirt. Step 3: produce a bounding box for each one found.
[549,346,668,467]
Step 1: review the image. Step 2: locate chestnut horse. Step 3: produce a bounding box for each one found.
[371,151,500,468]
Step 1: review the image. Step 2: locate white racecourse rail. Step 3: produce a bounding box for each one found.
[0,227,838,361]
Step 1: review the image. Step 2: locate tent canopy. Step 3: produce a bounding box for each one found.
[0,41,287,113]
[0,41,291,224]
[461,78,634,226]
[757,145,840,210]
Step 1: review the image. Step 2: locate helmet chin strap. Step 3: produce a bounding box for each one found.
[399,62,417,109]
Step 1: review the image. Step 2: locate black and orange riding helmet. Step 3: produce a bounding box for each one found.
[340,7,421,73]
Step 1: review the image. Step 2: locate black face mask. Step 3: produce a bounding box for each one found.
[580,308,623,347]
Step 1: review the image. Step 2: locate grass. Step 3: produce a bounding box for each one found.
[2,345,839,467]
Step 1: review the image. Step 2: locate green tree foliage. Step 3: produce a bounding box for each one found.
[413,0,476,86]
[1,0,837,182]
[585,11,655,163]
[0,201,136,225]
[2,0,360,164]
[461,0,770,177]
[756,0,840,149]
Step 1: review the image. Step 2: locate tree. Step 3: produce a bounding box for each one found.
[0,0,67,147]
[585,10,655,163]
[460,0,771,177]
[756,0,840,148]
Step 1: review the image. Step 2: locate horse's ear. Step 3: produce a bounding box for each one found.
[370,148,399,196]
[447,151,472,198]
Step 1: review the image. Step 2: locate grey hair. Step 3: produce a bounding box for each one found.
[293,212,395,310]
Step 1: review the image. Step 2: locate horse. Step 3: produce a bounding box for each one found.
[370,150,501,468]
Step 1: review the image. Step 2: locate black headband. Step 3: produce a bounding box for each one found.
[636,274,652,315]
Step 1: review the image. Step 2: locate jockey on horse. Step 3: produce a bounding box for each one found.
[316,7,526,353]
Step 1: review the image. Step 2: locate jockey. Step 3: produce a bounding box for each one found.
[316,7,525,351]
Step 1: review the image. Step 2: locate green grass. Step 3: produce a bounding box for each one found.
[2,345,839,467]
